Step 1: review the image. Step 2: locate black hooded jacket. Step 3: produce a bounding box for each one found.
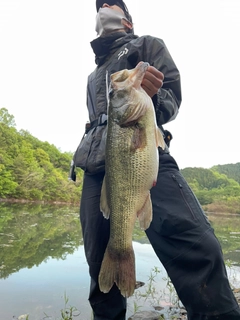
[70,32,182,177]
[87,32,182,127]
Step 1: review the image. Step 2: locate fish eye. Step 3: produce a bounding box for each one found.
[108,86,114,97]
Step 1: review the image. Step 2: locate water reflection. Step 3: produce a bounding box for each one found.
[0,203,240,281]
[0,203,239,319]
[208,213,240,266]
[0,202,82,279]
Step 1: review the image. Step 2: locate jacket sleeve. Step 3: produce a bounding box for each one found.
[143,36,182,126]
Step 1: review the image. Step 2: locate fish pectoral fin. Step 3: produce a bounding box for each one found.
[156,127,165,149]
[137,192,152,230]
[100,176,110,219]
[130,126,147,151]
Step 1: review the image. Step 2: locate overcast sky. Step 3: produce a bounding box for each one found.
[0,0,240,169]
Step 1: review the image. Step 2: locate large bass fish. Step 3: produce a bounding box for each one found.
[99,61,165,298]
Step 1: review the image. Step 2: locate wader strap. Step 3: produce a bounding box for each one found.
[85,114,108,134]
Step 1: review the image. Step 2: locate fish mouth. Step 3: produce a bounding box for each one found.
[129,62,150,86]
[110,62,151,125]
[110,61,150,91]
[135,61,150,73]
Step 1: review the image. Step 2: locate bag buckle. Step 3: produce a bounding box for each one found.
[98,114,108,125]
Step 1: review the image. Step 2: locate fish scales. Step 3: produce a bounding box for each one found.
[99,62,165,297]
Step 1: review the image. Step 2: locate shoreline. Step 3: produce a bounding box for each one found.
[128,288,240,319]
[1,198,240,216]
[0,197,78,206]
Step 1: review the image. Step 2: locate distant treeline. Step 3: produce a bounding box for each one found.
[180,165,240,213]
[0,108,240,212]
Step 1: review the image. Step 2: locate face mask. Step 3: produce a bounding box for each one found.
[95,7,131,37]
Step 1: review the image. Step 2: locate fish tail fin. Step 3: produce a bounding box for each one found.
[99,245,136,298]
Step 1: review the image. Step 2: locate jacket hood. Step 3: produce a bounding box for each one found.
[90,32,137,65]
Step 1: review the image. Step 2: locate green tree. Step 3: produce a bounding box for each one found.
[0,108,83,203]
[0,107,16,127]
[181,166,240,212]
[0,161,18,197]
[212,163,240,184]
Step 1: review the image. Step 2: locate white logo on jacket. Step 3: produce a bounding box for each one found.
[118,47,128,60]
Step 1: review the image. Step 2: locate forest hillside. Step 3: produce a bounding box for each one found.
[1,108,239,212]
[0,108,82,203]
[180,165,240,213]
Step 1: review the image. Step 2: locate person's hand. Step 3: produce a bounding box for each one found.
[141,66,164,98]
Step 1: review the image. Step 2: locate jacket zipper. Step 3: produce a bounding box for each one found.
[171,174,196,220]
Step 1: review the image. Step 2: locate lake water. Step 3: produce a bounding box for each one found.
[0,202,240,320]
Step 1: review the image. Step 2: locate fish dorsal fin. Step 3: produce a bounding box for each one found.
[106,70,110,108]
